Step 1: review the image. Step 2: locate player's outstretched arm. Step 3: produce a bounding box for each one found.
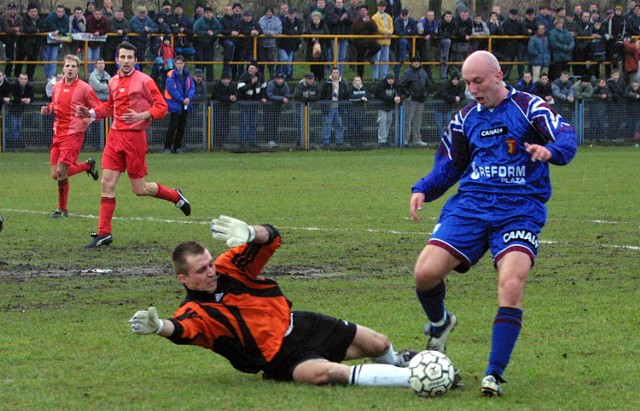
[410,192,426,223]
[129,307,174,337]
[211,215,270,247]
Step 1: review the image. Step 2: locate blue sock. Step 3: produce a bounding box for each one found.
[485,306,523,377]
[416,281,448,333]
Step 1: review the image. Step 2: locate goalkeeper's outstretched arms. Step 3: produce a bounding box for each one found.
[129,307,174,337]
[210,215,271,247]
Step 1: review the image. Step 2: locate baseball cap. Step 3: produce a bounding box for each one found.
[194,68,203,75]
[304,72,315,78]
[606,9,614,14]
[288,8,296,13]
[8,2,17,8]
[243,9,253,15]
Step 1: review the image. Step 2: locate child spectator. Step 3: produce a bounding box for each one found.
[375,73,401,146]
[153,36,175,85]
[533,72,554,104]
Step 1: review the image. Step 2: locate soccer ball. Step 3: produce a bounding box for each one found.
[408,350,455,397]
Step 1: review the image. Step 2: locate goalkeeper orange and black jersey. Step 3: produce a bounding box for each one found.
[167,226,292,374]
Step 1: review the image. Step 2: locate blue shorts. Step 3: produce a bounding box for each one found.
[429,192,547,272]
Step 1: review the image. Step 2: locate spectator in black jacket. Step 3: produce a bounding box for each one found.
[278,8,304,80]
[4,74,34,149]
[237,10,263,78]
[294,72,323,104]
[398,56,428,146]
[16,4,47,81]
[375,72,401,146]
[436,11,456,80]
[219,5,239,77]
[346,75,371,145]
[304,11,330,81]
[264,72,292,147]
[326,0,352,76]
[236,61,266,147]
[434,72,465,138]
[533,72,554,104]
[352,5,381,78]
[211,72,238,147]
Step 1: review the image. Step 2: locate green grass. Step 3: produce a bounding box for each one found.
[0,147,639,410]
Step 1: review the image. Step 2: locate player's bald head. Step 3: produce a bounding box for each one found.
[462,51,501,76]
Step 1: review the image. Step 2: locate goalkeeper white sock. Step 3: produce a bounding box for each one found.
[349,364,410,387]
[371,343,402,366]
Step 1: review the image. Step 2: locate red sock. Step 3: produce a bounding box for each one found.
[68,162,89,177]
[155,184,180,203]
[57,178,69,211]
[98,197,116,236]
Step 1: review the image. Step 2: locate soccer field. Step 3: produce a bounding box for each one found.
[0,148,638,410]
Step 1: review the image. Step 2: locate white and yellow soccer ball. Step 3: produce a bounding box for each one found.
[408,350,455,397]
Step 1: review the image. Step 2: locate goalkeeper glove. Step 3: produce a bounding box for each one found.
[210,215,256,247]
[129,307,165,335]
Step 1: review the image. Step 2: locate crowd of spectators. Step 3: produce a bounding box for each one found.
[1,1,640,145]
[1,1,639,84]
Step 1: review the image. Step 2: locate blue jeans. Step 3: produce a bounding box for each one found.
[88,47,101,73]
[8,112,23,142]
[239,104,257,146]
[434,108,452,139]
[394,38,410,78]
[42,44,60,80]
[221,39,235,75]
[322,106,344,144]
[373,45,390,80]
[327,39,348,75]
[277,49,294,78]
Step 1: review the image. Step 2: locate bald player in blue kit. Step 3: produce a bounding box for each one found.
[409,51,577,397]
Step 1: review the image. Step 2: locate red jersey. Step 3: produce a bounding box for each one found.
[93,69,167,131]
[48,77,102,138]
[167,232,292,374]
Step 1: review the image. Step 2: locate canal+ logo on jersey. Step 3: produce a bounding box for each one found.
[479,126,509,138]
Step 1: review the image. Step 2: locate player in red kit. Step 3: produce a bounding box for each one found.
[41,54,102,218]
[77,41,191,248]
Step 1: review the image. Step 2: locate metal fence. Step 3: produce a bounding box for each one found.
[2,99,638,152]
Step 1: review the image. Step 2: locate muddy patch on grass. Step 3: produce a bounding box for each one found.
[0,263,337,280]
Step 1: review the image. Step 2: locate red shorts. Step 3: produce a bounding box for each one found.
[50,132,84,166]
[101,129,149,179]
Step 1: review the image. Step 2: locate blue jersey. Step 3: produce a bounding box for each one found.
[412,87,577,204]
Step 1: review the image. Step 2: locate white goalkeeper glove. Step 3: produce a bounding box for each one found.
[210,215,256,247]
[129,307,165,335]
